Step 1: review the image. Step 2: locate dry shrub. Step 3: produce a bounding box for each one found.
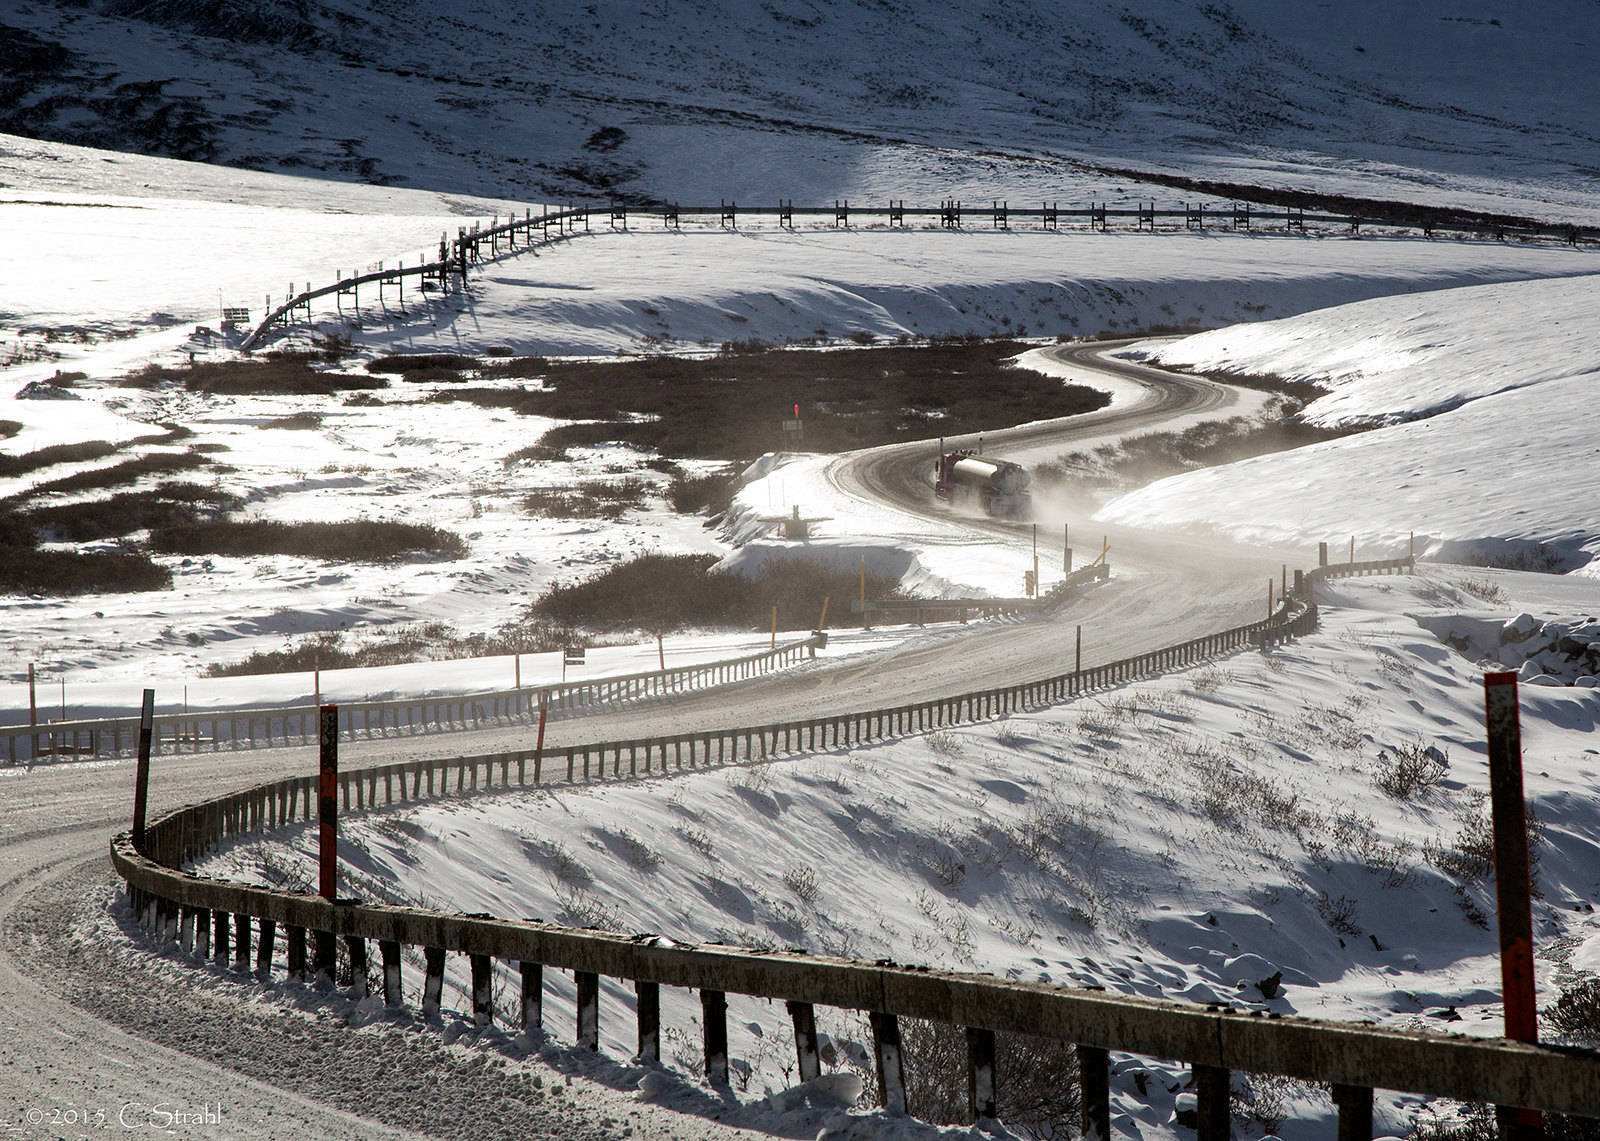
[1546,978,1600,1046]
[1373,740,1447,800]
[898,1019,1081,1134]
[151,518,467,562]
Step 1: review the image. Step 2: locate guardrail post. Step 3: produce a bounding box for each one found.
[786,1000,821,1081]
[345,935,368,999]
[256,919,275,980]
[870,1011,907,1114]
[195,907,210,958]
[233,913,250,971]
[1484,671,1544,1141]
[576,970,600,1049]
[212,910,229,965]
[380,940,402,1006]
[470,954,493,1026]
[1332,1083,1373,1141]
[702,988,729,1085]
[966,1026,997,1120]
[520,962,543,1031]
[1079,1045,1111,1139]
[636,980,660,1062]
[131,689,155,852]
[1194,1064,1230,1141]
[423,947,446,1020]
[1318,541,1328,567]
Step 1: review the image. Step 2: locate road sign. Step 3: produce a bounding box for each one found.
[564,644,586,666]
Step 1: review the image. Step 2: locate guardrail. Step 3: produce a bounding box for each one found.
[109,554,1595,1136]
[3,635,822,766]
[239,193,1596,352]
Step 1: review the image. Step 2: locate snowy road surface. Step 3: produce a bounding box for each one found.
[1,347,1311,1137]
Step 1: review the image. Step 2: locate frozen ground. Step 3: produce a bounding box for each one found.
[1099,274,1600,574]
[197,568,1600,1137]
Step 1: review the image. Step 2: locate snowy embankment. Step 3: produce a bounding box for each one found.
[196,568,1600,1137]
[1100,274,1600,574]
[291,226,1598,358]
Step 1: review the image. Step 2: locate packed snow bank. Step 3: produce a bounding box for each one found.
[201,568,1600,1135]
[1100,276,1600,574]
[1128,273,1600,427]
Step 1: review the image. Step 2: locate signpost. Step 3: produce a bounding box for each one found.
[563,643,585,684]
[1483,672,1543,1141]
[316,703,339,983]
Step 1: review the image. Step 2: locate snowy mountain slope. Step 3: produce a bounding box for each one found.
[195,569,1600,1136]
[5,2,1600,221]
[1098,274,1600,573]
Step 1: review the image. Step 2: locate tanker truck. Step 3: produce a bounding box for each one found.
[933,440,1032,519]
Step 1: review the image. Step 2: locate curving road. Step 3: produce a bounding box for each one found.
[0,343,1307,1138]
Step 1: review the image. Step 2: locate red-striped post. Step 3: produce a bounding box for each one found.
[130,689,155,853]
[318,705,338,900]
[534,693,549,775]
[1483,672,1543,1141]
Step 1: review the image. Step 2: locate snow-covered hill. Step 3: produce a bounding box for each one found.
[1098,274,1600,573]
[5,2,1600,221]
[194,569,1600,1136]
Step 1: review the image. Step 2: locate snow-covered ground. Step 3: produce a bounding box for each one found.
[12,133,1598,693]
[275,227,1599,359]
[197,568,1600,1137]
[1099,274,1600,574]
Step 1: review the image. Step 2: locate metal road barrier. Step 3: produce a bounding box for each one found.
[3,636,822,766]
[109,555,1594,1136]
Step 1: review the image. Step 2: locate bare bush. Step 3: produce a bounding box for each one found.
[1376,651,1415,686]
[897,1019,1082,1133]
[551,881,625,930]
[676,825,716,860]
[1453,577,1510,605]
[1329,809,1415,887]
[1191,664,1235,695]
[1546,978,1600,1047]
[926,730,965,757]
[1315,891,1362,937]
[526,837,589,886]
[607,827,661,872]
[1425,796,1497,882]
[782,864,820,906]
[1373,740,1448,800]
